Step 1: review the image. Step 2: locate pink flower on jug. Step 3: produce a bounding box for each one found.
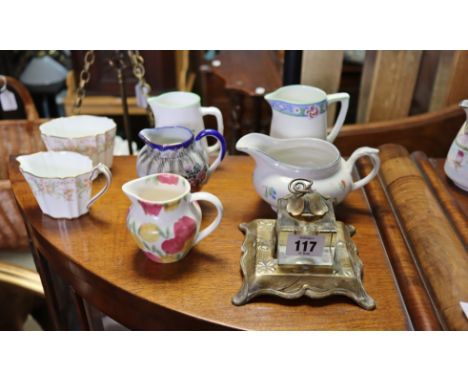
[190,168,207,190]
[157,174,179,185]
[306,105,320,119]
[139,200,163,216]
[454,149,464,168]
[161,216,197,254]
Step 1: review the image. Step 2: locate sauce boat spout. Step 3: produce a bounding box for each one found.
[235,133,277,164]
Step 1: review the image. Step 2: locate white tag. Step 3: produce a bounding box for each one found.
[461,301,468,319]
[135,83,148,108]
[278,234,332,266]
[286,234,325,257]
[0,89,18,111]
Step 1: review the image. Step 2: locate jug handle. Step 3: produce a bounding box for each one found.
[201,106,225,154]
[326,92,350,143]
[345,147,380,191]
[86,163,112,209]
[196,129,226,175]
[190,192,223,245]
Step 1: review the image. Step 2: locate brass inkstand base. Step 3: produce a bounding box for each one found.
[232,219,375,310]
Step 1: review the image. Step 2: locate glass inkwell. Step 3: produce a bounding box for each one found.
[276,178,336,268]
[233,178,375,310]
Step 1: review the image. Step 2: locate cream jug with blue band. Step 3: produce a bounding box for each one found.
[265,85,349,142]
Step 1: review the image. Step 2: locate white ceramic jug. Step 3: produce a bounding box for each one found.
[444,100,468,191]
[148,91,224,153]
[236,133,380,209]
[265,85,349,142]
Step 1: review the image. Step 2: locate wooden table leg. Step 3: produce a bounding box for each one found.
[27,240,63,330]
[71,289,91,330]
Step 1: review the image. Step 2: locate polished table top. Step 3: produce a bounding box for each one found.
[9,155,410,330]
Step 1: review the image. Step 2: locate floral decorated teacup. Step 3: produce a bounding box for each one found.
[17,151,112,219]
[39,115,116,167]
[122,173,223,263]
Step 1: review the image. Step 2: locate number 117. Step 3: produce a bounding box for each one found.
[294,240,317,252]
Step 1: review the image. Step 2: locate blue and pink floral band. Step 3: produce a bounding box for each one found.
[269,99,327,118]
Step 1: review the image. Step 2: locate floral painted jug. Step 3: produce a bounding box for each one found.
[265,85,349,142]
[122,173,223,263]
[445,100,468,191]
[137,126,226,190]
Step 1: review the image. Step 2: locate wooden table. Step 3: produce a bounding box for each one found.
[209,51,282,153]
[8,145,468,330]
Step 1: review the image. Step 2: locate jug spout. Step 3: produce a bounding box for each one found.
[122,173,188,205]
[461,99,468,119]
[264,88,280,104]
[460,99,468,111]
[138,126,193,150]
[147,96,158,117]
[122,176,146,204]
[460,100,468,133]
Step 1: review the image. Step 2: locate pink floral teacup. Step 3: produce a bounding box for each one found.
[122,173,223,263]
[17,151,112,219]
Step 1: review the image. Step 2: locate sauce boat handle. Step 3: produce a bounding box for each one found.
[190,192,224,245]
[346,147,380,191]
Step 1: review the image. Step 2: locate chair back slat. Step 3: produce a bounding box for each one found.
[429,51,457,111]
[357,51,423,123]
[445,50,468,106]
[409,51,440,115]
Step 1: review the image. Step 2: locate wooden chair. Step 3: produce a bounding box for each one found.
[0,75,40,121]
[336,103,465,157]
[301,51,468,156]
[300,50,468,123]
[201,51,283,153]
[0,76,43,249]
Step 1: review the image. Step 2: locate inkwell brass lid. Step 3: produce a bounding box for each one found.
[276,179,336,267]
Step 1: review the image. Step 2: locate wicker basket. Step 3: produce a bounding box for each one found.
[0,120,45,249]
[0,76,43,249]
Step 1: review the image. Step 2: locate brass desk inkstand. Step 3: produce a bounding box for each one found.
[233,179,375,310]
